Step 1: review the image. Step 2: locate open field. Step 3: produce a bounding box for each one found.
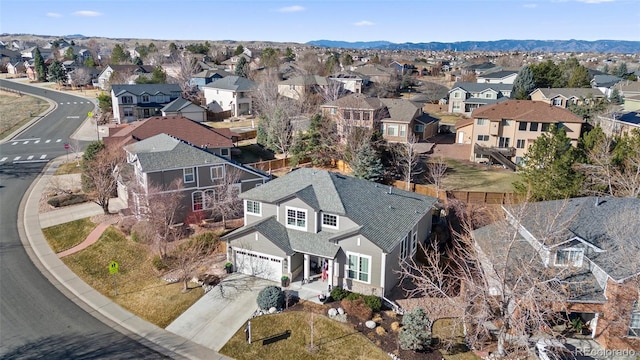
[61,226,203,328]
[0,90,49,139]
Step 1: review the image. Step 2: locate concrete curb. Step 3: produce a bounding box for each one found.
[18,157,230,360]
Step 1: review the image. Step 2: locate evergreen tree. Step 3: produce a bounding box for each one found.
[132,56,143,65]
[151,65,167,83]
[615,62,628,77]
[235,56,248,77]
[234,45,244,56]
[47,60,67,85]
[111,44,129,64]
[514,125,583,201]
[341,53,353,66]
[371,54,380,64]
[289,114,337,166]
[64,47,76,61]
[567,65,591,88]
[284,47,295,60]
[84,57,95,68]
[511,65,535,100]
[602,64,609,74]
[261,47,279,68]
[399,307,432,351]
[350,142,384,182]
[531,60,565,88]
[33,47,47,82]
[609,88,622,104]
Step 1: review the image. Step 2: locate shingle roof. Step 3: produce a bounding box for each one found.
[449,82,513,94]
[379,98,421,123]
[472,100,585,124]
[591,74,622,87]
[506,197,640,281]
[192,69,231,79]
[613,80,640,93]
[477,70,518,79]
[124,133,227,172]
[106,115,232,150]
[237,168,437,252]
[161,97,197,113]
[322,93,383,109]
[111,83,181,97]
[105,64,154,73]
[203,75,256,92]
[534,88,605,99]
[279,75,332,86]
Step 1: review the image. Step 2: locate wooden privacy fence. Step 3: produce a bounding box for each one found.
[391,180,521,205]
[248,157,311,173]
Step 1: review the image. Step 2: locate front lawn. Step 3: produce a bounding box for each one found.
[220,311,390,360]
[432,318,482,360]
[61,226,203,327]
[439,159,520,192]
[54,161,83,175]
[42,217,97,253]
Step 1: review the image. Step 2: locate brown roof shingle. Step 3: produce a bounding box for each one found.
[471,100,585,124]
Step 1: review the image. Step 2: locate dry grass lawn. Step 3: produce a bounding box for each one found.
[0,90,49,139]
[42,218,97,253]
[433,318,482,360]
[62,226,203,328]
[54,160,84,175]
[439,159,520,192]
[220,311,390,360]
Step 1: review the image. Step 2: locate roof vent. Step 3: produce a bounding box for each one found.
[388,186,392,195]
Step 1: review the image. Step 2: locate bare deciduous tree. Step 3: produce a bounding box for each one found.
[138,179,185,259]
[172,54,200,101]
[394,134,424,191]
[427,156,448,195]
[69,67,92,88]
[205,167,244,229]
[170,235,218,292]
[83,147,124,214]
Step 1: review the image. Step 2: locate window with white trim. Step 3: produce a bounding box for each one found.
[554,249,583,267]
[142,95,150,103]
[346,252,370,283]
[387,124,398,136]
[123,107,134,117]
[322,213,338,229]
[516,139,526,149]
[192,191,203,211]
[629,300,640,337]
[411,230,418,255]
[399,125,406,137]
[477,134,489,141]
[184,167,195,183]
[477,119,488,126]
[211,165,224,180]
[286,207,307,230]
[246,200,261,216]
[553,98,563,106]
[220,148,230,157]
[400,233,410,260]
[121,96,133,104]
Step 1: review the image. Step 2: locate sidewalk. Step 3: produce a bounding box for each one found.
[19,157,230,360]
[57,217,119,258]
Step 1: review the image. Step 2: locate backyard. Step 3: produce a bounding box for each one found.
[438,159,520,192]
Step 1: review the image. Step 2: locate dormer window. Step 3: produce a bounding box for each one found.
[554,248,583,267]
[142,95,150,103]
[322,213,338,229]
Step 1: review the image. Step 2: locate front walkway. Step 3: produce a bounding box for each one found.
[57,216,120,258]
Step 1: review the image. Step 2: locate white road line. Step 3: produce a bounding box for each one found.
[13,156,21,161]
[0,157,7,162]
[56,139,62,142]
[23,141,29,144]
[45,140,51,143]
[66,102,71,104]
[40,154,47,159]
[73,102,77,104]
[11,142,18,145]
[34,140,40,144]
[27,155,34,160]
[60,102,64,104]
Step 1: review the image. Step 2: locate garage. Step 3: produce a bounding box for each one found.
[233,249,282,282]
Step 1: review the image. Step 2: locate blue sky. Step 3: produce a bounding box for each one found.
[1,0,638,43]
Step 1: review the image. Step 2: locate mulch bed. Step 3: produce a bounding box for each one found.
[283,300,443,360]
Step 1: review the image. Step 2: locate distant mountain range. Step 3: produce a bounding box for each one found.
[307,39,640,53]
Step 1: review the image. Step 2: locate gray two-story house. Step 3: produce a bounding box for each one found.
[222,168,439,297]
[447,82,512,116]
[120,133,269,222]
[111,84,182,124]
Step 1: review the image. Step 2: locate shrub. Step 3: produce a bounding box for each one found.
[190,231,220,253]
[363,295,382,312]
[375,326,387,335]
[346,292,362,301]
[399,307,432,351]
[341,298,372,321]
[330,287,350,301]
[391,321,401,332]
[372,314,383,323]
[47,193,89,207]
[257,285,284,310]
[131,231,140,243]
[152,255,168,271]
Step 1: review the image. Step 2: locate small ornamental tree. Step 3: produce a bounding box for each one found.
[257,285,285,310]
[399,307,432,351]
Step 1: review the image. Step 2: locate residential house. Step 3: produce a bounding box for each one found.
[474,197,640,351]
[160,98,207,122]
[6,61,25,76]
[595,111,640,136]
[591,75,623,97]
[623,96,640,112]
[0,48,21,65]
[103,115,233,157]
[612,80,640,101]
[202,75,256,117]
[447,82,512,116]
[321,93,439,142]
[221,54,251,72]
[277,75,342,101]
[329,72,369,94]
[221,168,438,297]
[455,100,585,169]
[66,66,100,87]
[389,61,416,75]
[351,64,398,84]
[189,69,231,90]
[111,84,182,124]
[462,62,501,76]
[97,64,155,90]
[476,70,518,85]
[20,47,52,60]
[120,133,269,222]
[530,88,606,109]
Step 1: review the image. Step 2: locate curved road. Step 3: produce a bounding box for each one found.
[0,80,170,358]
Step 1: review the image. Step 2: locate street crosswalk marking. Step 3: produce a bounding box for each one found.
[45,140,51,143]
[13,156,20,161]
[11,142,18,145]
[56,139,62,142]
[0,157,7,162]
[67,102,71,104]
[60,102,64,104]
[40,154,47,159]
[23,141,29,144]
[27,155,34,160]
[34,140,40,143]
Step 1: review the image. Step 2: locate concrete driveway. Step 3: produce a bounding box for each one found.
[166,273,277,352]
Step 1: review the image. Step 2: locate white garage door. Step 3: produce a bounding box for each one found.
[234,249,282,282]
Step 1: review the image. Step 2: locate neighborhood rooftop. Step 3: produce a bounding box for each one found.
[472,99,585,123]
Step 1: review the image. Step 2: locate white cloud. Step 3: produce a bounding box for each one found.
[73,10,102,17]
[354,20,374,27]
[575,0,615,3]
[277,5,304,13]
[523,3,538,8]
[47,12,62,18]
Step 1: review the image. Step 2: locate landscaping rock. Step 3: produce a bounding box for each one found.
[334,314,347,323]
[269,307,277,314]
[365,320,376,329]
[328,308,338,317]
[337,307,345,315]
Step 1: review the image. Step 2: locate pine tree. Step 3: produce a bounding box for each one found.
[514,125,583,201]
[235,56,247,77]
[399,307,432,351]
[47,60,67,86]
[234,45,244,56]
[33,47,47,82]
[111,44,128,64]
[350,142,384,182]
[512,65,535,100]
[567,65,591,88]
[615,62,628,77]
